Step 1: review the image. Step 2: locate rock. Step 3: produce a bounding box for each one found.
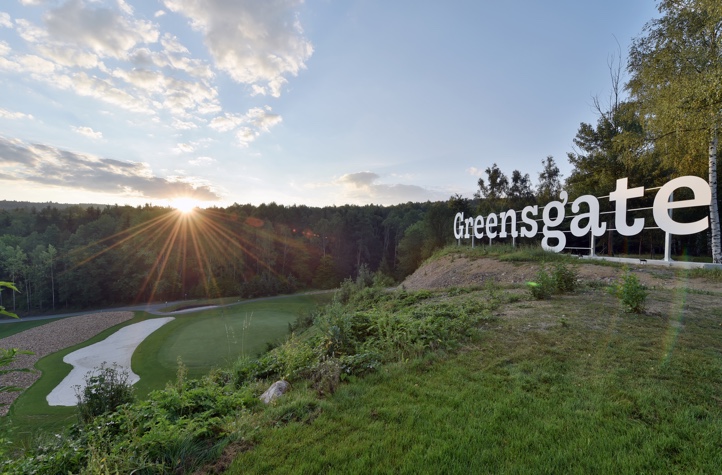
[260,380,289,404]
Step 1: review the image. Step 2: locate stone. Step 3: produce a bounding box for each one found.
[260,380,289,404]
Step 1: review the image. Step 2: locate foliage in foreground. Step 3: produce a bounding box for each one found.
[75,363,136,425]
[527,262,579,300]
[1,278,494,474]
[611,269,648,314]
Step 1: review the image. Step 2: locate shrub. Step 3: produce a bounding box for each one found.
[552,262,578,293]
[612,271,647,314]
[75,362,135,425]
[528,267,554,300]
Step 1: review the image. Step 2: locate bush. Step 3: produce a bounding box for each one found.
[75,362,135,425]
[552,262,578,293]
[528,267,554,300]
[612,271,647,314]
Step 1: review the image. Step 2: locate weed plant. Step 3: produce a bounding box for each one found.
[527,262,578,300]
[611,270,648,313]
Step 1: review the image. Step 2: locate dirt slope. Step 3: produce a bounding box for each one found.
[400,255,721,294]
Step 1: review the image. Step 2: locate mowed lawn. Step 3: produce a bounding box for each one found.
[133,294,325,393]
[4,293,326,441]
[229,286,722,474]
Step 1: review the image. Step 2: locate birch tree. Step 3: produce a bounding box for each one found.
[627,0,722,262]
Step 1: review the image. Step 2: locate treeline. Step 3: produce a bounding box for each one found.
[0,200,460,314]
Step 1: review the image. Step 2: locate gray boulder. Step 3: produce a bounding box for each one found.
[260,380,289,404]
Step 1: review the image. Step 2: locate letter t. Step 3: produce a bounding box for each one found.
[609,178,644,236]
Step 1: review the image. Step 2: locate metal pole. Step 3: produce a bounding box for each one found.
[664,192,673,262]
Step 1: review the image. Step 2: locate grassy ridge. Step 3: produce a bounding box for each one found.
[228,283,722,473]
[4,295,326,445]
[4,250,722,473]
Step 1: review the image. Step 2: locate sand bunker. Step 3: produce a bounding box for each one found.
[46,317,174,406]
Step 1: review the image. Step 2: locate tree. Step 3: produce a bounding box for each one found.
[507,170,535,208]
[474,163,509,211]
[566,100,664,198]
[1,282,30,400]
[627,0,722,262]
[537,156,562,203]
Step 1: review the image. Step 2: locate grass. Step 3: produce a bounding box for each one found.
[227,286,722,474]
[3,294,327,445]
[133,294,327,391]
[4,255,722,472]
[0,317,67,339]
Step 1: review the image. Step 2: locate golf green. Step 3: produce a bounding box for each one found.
[132,294,324,393]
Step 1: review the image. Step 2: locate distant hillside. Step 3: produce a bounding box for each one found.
[0,200,109,211]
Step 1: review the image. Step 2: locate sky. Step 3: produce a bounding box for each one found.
[0,0,661,209]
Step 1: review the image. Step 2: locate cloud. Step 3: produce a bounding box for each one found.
[36,44,101,68]
[0,135,221,201]
[44,0,158,59]
[335,171,445,205]
[467,167,484,177]
[174,142,195,153]
[189,156,215,166]
[209,106,282,146]
[0,12,12,29]
[162,0,313,97]
[338,171,380,188]
[0,108,34,120]
[71,125,103,139]
[171,118,198,130]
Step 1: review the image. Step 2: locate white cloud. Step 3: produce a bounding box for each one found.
[172,118,198,130]
[160,33,188,54]
[0,12,12,29]
[0,41,11,57]
[154,10,166,18]
[0,108,34,120]
[209,106,282,146]
[467,167,485,177]
[15,18,47,43]
[189,156,215,166]
[174,142,195,153]
[209,113,245,133]
[16,53,56,74]
[338,171,380,188]
[44,0,159,59]
[335,171,444,205]
[56,71,154,114]
[0,135,221,201]
[72,125,103,139]
[37,44,101,68]
[162,0,312,97]
[116,0,134,16]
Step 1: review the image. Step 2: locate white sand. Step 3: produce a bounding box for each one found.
[46,317,174,406]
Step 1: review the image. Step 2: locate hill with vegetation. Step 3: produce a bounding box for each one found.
[3,246,721,473]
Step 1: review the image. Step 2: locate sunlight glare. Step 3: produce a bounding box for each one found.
[171,197,199,214]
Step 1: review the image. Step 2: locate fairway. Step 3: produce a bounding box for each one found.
[132,294,323,392]
[4,294,327,442]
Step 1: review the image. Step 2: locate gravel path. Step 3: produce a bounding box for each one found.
[0,311,133,416]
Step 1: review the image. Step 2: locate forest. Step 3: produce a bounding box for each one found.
[2,0,722,315]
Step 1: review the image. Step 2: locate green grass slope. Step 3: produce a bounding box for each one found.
[133,294,325,393]
[228,276,722,473]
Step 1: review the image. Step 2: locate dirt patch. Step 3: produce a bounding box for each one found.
[0,312,133,416]
[400,255,721,294]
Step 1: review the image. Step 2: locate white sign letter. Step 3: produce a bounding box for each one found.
[653,176,711,235]
[570,195,606,237]
[609,178,645,236]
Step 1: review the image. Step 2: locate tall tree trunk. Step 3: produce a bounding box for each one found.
[710,129,721,264]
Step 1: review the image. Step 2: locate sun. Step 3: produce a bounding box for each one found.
[170,197,200,214]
